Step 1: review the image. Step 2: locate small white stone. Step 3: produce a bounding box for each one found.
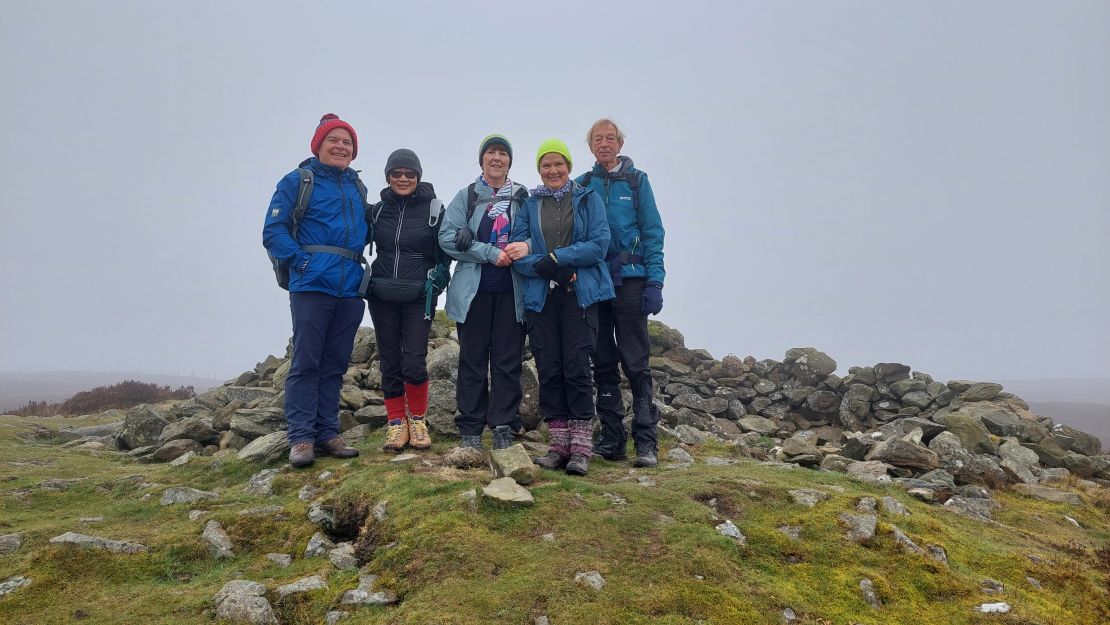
[266,553,292,567]
[275,575,328,599]
[716,520,747,544]
[574,570,606,591]
[976,602,1011,614]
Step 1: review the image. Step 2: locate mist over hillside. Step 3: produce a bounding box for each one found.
[0,371,220,413]
[999,378,1110,449]
[999,378,1110,405]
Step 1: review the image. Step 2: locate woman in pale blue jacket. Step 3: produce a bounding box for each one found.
[439,135,531,450]
[510,138,613,476]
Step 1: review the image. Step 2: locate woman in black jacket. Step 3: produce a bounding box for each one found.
[368,148,446,453]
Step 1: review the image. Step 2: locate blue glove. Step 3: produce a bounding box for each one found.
[642,282,663,316]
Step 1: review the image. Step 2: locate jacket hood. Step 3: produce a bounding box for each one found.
[380,181,436,203]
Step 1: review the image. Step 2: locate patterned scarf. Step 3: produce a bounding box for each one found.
[478,176,514,219]
[531,179,573,200]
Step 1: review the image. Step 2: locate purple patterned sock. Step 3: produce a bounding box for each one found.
[547,419,570,456]
[569,419,593,457]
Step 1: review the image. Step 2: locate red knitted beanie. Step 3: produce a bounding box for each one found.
[310,113,358,159]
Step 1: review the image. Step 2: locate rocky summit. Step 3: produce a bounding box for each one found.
[0,317,1106,624]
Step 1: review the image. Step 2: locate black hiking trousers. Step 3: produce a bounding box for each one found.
[455,290,524,435]
[367,294,431,400]
[527,286,598,421]
[593,278,656,448]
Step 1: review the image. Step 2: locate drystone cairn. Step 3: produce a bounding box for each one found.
[67,317,1106,496]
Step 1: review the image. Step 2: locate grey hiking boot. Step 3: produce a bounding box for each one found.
[460,434,483,450]
[534,450,569,470]
[491,425,514,450]
[565,453,590,476]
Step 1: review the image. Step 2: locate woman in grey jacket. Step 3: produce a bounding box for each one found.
[438,135,530,450]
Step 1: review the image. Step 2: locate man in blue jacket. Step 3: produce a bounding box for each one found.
[263,114,367,468]
[576,119,666,468]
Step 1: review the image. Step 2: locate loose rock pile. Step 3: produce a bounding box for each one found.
[47,319,1108,506]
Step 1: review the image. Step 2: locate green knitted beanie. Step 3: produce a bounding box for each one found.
[479,134,513,167]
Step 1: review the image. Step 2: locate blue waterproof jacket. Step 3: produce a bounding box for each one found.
[575,156,665,285]
[510,184,614,312]
[263,158,370,297]
[439,181,530,323]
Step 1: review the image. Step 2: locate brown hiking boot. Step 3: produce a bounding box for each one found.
[289,442,315,468]
[408,418,432,450]
[382,420,409,453]
[316,437,359,458]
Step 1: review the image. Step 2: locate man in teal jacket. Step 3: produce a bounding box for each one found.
[576,118,666,467]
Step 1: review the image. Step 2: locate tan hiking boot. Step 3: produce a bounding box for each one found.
[382,419,409,453]
[408,418,432,450]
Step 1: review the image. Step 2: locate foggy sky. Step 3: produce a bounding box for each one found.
[1,1,1108,382]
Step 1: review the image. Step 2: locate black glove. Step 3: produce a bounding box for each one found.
[554,266,577,287]
[534,253,558,280]
[454,227,474,251]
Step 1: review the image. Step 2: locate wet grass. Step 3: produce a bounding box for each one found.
[0,415,1106,624]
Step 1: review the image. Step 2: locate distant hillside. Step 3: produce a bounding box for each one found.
[998,378,1110,449]
[1028,401,1110,451]
[999,377,1110,405]
[0,371,220,413]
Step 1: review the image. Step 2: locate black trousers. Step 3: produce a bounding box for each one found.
[594,278,653,398]
[594,278,656,448]
[368,294,431,399]
[527,287,598,421]
[455,290,524,435]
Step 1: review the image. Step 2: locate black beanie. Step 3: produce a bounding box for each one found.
[384,148,423,180]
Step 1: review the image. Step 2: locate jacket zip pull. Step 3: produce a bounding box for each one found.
[393,201,405,278]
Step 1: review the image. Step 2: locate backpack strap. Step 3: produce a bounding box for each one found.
[624,169,642,210]
[302,245,363,262]
[465,183,478,222]
[424,197,450,320]
[290,167,314,240]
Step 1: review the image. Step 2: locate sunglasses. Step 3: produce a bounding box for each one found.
[389,170,418,180]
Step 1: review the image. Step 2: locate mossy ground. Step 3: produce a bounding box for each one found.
[0,414,1106,625]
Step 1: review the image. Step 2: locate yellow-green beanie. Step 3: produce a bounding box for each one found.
[535,138,572,169]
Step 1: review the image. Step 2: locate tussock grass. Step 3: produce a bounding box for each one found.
[0,414,1107,625]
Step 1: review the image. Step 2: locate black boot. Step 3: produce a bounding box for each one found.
[592,384,627,461]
